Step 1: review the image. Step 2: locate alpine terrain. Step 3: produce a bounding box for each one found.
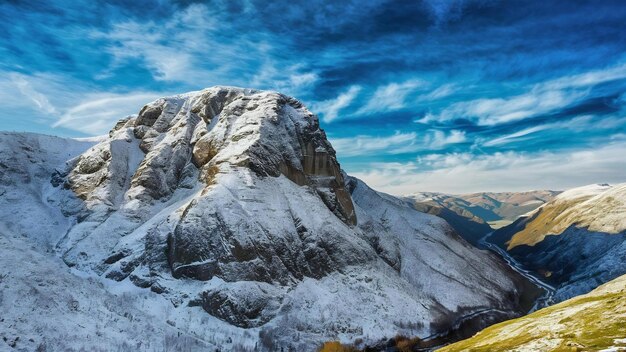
[0,87,539,351]
[438,273,626,352]
[405,191,558,245]
[487,183,626,303]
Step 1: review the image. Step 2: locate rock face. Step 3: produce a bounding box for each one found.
[488,183,626,302]
[0,87,537,350]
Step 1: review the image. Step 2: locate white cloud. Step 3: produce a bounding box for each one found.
[425,129,466,148]
[99,20,197,82]
[350,142,626,195]
[330,129,466,157]
[1,70,166,135]
[424,63,626,126]
[10,73,58,115]
[53,92,164,134]
[94,3,269,85]
[331,131,418,156]
[313,85,362,123]
[250,62,319,96]
[481,114,626,147]
[416,83,457,102]
[482,125,549,147]
[356,80,424,115]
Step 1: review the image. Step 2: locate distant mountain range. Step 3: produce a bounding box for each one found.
[404,190,559,245]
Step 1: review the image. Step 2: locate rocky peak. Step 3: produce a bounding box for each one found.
[67,86,355,225]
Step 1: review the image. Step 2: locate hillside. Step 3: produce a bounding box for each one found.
[488,183,626,302]
[438,273,626,352]
[404,190,558,245]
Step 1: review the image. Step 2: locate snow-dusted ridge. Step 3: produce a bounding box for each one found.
[489,182,626,303]
[0,87,536,351]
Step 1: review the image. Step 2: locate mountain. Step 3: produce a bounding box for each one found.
[438,273,626,352]
[488,183,626,303]
[0,87,539,351]
[404,190,558,245]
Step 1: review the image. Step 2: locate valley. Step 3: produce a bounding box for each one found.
[479,233,555,312]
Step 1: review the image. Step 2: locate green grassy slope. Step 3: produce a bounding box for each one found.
[438,274,626,351]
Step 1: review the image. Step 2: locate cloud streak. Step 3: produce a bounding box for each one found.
[353,142,626,194]
[331,129,467,156]
[313,86,362,123]
[423,63,626,126]
[356,80,424,115]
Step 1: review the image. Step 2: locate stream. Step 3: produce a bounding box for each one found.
[414,232,558,350]
[479,232,555,312]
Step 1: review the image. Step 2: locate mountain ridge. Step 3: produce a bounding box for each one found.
[404,190,558,245]
[488,183,626,303]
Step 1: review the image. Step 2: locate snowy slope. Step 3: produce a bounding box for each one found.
[488,183,626,303]
[0,87,536,351]
[0,230,214,352]
[506,183,625,248]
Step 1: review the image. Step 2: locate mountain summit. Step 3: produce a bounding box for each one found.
[1,87,538,350]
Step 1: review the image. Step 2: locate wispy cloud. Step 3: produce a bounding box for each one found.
[426,129,466,148]
[313,85,362,123]
[53,92,164,134]
[352,142,626,194]
[10,73,57,115]
[250,63,319,97]
[423,63,626,126]
[331,129,466,156]
[1,70,165,135]
[416,84,457,102]
[482,125,551,147]
[331,131,418,156]
[481,114,626,147]
[356,80,424,115]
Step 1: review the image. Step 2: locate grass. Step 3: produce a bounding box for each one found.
[437,275,626,352]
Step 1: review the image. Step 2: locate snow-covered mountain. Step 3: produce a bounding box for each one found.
[404,190,558,245]
[0,87,537,351]
[488,183,626,303]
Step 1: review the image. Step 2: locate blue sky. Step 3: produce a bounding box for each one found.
[2,0,626,193]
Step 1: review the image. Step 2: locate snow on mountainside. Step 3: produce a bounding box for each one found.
[488,183,626,303]
[506,183,624,248]
[0,231,212,351]
[0,87,537,351]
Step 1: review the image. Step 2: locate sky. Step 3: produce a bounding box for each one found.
[1,0,626,194]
